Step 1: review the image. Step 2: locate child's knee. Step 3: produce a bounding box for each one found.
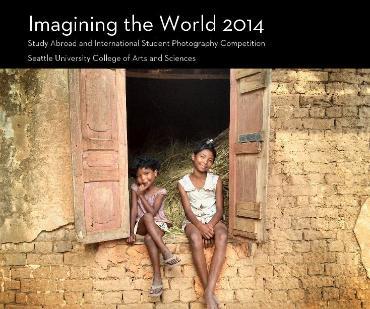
[189,232,203,248]
[144,234,152,243]
[216,230,228,246]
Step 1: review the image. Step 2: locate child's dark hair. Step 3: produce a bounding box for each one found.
[193,138,217,160]
[130,156,161,177]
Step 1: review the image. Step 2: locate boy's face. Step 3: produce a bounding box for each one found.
[136,167,157,187]
[192,149,214,173]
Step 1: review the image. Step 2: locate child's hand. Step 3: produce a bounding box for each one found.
[198,223,214,239]
[137,183,150,196]
[203,237,214,248]
[126,234,136,244]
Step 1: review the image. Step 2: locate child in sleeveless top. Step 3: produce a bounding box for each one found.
[178,139,227,309]
[127,156,180,297]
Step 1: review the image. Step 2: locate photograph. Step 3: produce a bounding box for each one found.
[0,67,369,308]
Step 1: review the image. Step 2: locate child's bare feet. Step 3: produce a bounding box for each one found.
[149,275,163,297]
[205,289,218,309]
[213,293,220,305]
[163,251,181,267]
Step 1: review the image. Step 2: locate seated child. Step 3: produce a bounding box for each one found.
[178,139,228,309]
[127,156,181,297]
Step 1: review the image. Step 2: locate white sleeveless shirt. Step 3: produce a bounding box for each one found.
[179,172,219,228]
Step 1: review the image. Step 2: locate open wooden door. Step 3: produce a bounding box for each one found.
[229,69,271,242]
[69,69,129,244]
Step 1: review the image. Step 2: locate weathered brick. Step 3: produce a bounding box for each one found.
[53,241,73,253]
[156,304,189,309]
[308,264,325,275]
[290,264,307,277]
[117,304,153,309]
[323,287,340,300]
[311,240,328,253]
[356,288,370,300]
[222,266,237,277]
[238,266,255,277]
[272,94,300,107]
[256,266,273,278]
[309,107,325,118]
[328,240,344,252]
[343,106,358,117]
[31,266,51,278]
[182,265,197,277]
[298,71,329,82]
[272,70,298,82]
[274,241,293,253]
[164,266,182,278]
[326,106,342,117]
[301,276,334,288]
[326,82,360,95]
[161,289,179,303]
[294,81,326,95]
[229,277,256,289]
[274,218,291,229]
[225,303,260,309]
[265,278,300,290]
[93,279,132,291]
[169,277,193,290]
[64,252,94,266]
[25,293,45,305]
[79,305,116,309]
[270,290,287,301]
[272,82,295,94]
[103,292,123,304]
[15,292,27,304]
[4,280,20,290]
[339,288,357,300]
[5,243,34,253]
[329,72,363,83]
[303,230,336,240]
[58,279,93,292]
[293,108,309,118]
[291,218,311,230]
[273,264,291,277]
[305,287,323,302]
[179,288,197,302]
[293,241,311,253]
[216,289,234,302]
[235,289,253,302]
[253,289,272,301]
[106,266,126,279]
[337,252,359,265]
[83,291,104,304]
[288,289,304,301]
[0,291,15,303]
[359,84,370,95]
[64,291,83,304]
[21,279,58,292]
[10,267,32,279]
[27,254,63,265]
[327,300,362,309]
[2,254,26,266]
[44,293,64,305]
[34,242,53,253]
[5,305,45,309]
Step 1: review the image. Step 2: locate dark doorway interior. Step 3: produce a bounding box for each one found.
[126,69,230,158]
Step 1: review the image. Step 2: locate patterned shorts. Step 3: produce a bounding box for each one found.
[134,220,170,234]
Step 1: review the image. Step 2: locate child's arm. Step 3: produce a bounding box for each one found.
[137,189,165,216]
[178,182,214,239]
[207,178,224,228]
[127,189,138,244]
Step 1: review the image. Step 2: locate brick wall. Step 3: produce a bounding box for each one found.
[0,69,369,308]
